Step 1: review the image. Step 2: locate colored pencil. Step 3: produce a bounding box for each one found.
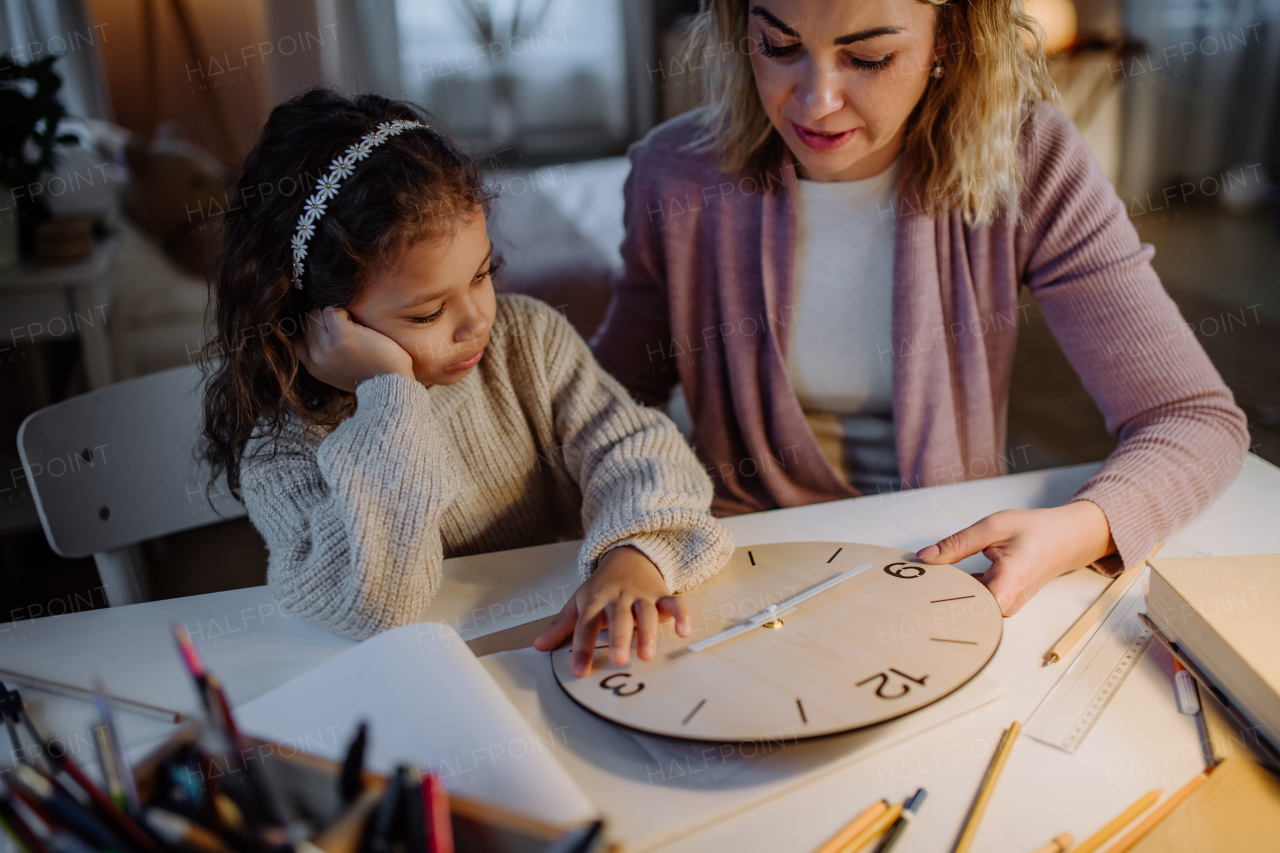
[953,722,1020,853]
[815,799,888,853]
[875,789,926,853]
[1070,790,1160,853]
[1025,833,1072,853]
[1044,542,1161,666]
[0,670,183,724]
[1100,771,1211,853]
[840,804,901,853]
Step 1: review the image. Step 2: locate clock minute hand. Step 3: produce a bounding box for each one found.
[687,562,874,652]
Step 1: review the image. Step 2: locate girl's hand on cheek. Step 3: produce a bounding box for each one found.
[914,501,1117,616]
[533,545,690,677]
[293,306,415,392]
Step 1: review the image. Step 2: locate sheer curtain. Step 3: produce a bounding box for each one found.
[1,0,112,120]
[395,0,629,156]
[1119,0,1280,199]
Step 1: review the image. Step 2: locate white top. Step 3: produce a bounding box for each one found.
[787,161,900,492]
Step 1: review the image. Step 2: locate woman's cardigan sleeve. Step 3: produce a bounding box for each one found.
[588,144,682,408]
[239,374,457,639]
[1018,105,1250,573]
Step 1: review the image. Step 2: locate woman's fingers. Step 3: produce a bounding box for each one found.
[917,511,1013,564]
[656,595,692,636]
[633,599,659,659]
[532,598,578,651]
[981,557,1037,616]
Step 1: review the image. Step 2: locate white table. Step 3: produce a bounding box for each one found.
[4,456,1279,852]
[0,232,122,390]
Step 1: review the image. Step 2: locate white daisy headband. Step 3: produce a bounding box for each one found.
[290,118,427,288]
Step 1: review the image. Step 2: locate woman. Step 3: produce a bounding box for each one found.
[590,0,1249,615]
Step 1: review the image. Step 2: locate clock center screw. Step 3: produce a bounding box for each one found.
[762,603,784,629]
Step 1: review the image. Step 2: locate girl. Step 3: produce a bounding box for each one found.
[199,88,734,676]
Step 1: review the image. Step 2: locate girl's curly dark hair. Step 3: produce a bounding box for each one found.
[199,88,492,499]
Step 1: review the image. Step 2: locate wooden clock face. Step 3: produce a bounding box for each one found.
[552,542,1002,742]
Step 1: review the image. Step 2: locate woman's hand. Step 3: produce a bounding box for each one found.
[293,306,415,392]
[914,500,1117,616]
[533,545,691,677]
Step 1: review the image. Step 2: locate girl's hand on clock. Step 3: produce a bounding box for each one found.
[913,500,1117,616]
[533,545,691,677]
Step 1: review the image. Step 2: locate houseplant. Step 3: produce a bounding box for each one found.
[0,52,78,266]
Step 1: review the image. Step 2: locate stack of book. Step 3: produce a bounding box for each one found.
[1146,554,1280,753]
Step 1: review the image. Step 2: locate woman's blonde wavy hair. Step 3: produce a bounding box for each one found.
[683,0,1057,225]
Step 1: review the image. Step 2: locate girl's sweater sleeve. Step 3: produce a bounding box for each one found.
[519,297,734,592]
[239,373,457,639]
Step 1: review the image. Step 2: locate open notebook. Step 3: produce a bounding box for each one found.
[233,622,598,826]
[233,620,1001,851]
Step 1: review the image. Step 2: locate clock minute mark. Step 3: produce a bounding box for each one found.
[748,550,755,566]
[930,638,978,645]
[683,699,707,725]
[827,547,843,563]
[796,699,808,724]
[930,595,975,603]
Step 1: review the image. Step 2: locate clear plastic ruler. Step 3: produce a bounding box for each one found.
[1024,567,1153,754]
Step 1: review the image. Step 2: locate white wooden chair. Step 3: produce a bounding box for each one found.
[17,363,246,607]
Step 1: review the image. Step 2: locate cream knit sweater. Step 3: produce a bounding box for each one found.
[239,294,734,640]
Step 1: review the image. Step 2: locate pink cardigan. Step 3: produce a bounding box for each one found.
[589,101,1249,574]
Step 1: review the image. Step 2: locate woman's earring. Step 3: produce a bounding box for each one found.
[931,60,945,79]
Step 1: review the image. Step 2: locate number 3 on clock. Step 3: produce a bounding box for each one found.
[857,668,929,699]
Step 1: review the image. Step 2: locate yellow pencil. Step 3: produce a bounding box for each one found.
[838,803,902,853]
[1069,789,1160,853]
[1026,832,1072,853]
[953,721,1020,853]
[814,799,888,853]
[1099,771,1211,853]
[1043,542,1162,665]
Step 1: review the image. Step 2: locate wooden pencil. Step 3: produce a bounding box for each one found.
[952,721,1020,853]
[1099,771,1210,853]
[838,803,901,853]
[0,668,184,723]
[1070,790,1160,853]
[814,799,888,853]
[1043,542,1162,665]
[1026,832,1072,853]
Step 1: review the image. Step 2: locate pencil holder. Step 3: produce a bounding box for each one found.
[131,723,605,853]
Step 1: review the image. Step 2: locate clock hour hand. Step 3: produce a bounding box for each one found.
[687,562,874,652]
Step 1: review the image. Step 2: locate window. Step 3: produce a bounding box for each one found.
[396,0,629,159]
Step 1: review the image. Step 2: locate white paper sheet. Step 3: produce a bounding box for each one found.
[234,622,597,825]
[481,647,1003,852]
